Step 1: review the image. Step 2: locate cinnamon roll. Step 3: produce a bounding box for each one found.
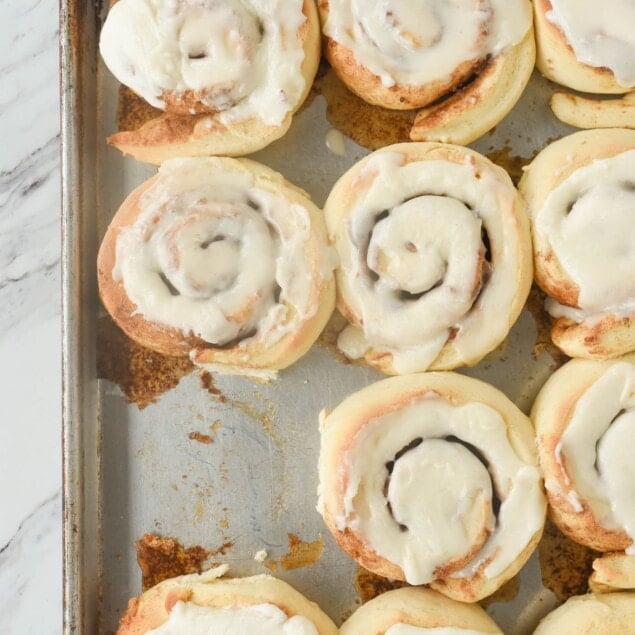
[519,129,635,360]
[533,354,635,592]
[117,565,339,634]
[324,142,532,375]
[340,587,503,635]
[99,0,320,163]
[533,592,635,634]
[97,157,336,380]
[318,0,535,145]
[534,0,635,129]
[317,373,547,602]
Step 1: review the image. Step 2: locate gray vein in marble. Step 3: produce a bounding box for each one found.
[0,491,62,633]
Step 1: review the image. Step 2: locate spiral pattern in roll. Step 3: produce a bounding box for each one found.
[317,373,546,602]
[318,0,535,144]
[324,143,532,375]
[533,354,635,591]
[100,0,320,161]
[520,129,635,360]
[117,566,338,635]
[97,157,335,379]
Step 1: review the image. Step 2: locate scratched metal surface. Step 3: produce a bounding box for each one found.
[62,2,580,633]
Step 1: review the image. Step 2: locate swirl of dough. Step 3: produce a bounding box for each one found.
[520,129,635,360]
[100,0,320,161]
[318,0,535,145]
[533,354,635,592]
[317,373,546,602]
[117,566,339,635]
[340,588,502,635]
[534,0,635,129]
[97,157,335,379]
[324,142,532,375]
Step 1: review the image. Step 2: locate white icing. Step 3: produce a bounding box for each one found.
[322,0,531,88]
[536,150,635,323]
[325,128,346,156]
[146,601,318,635]
[547,0,635,87]
[332,150,522,372]
[386,626,491,635]
[335,395,544,585]
[99,0,307,125]
[113,158,326,350]
[557,362,635,550]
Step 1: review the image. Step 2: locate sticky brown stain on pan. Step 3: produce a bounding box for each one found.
[484,145,534,186]
[116,85,162,131]
[313,65,416,151]
[265,534,324,571]
[199,371,228,402]
[96,316,194,409]
[538,519,598,601]
[525,286,570,368]
[317,311,355,365]
[354,566,407,604]
[135,533,233,591]
[188,431,213,445]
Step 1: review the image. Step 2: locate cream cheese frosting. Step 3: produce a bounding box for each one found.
[547,0,635,88]
[335,394,544,585]
[333,150,522,373]
[322,0,531,88]
[535,150,635,323]
[551,362,635,552]
[99,0,307,124]
[112,157,323,349]
[386,627,492,635]
[146,600,319,634]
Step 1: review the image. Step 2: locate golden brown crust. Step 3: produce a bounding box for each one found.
[97,157,335,375]
[532,355,635,553]
[106,0,321,163]
[340,587,503,634]
[590,554,635,594]
[116,568,339,635]
[519,129,635,360]
[318,373,546,603]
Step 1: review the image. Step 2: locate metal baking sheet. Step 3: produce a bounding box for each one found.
[62,2,581,633]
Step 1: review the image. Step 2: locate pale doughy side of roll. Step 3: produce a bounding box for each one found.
[520,129,635,359]
[117,566,338,635]
[340,587,502,635]
[533,592,635,634]
[532,355,635,553]
[97,157,335,378]
[102,0,321,162]
[590,554,635,594]
[325,142,532,375]
[318,373,546,603]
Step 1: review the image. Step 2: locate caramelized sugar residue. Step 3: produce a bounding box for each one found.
[354,567,408,604]
[526,286,569,368]
[199,371,227,403]
[485,145,533,186]
[538,519,599,601]
[188,431,213,445]
[117,86,162,131]
[314,66,417,151]
[279,534,325,570]
[317,311,355,365]
[479,574,520,608]
[135,533,233,591]
[97,316,194,409]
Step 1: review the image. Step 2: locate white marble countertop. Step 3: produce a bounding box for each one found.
[0,0,62,632]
